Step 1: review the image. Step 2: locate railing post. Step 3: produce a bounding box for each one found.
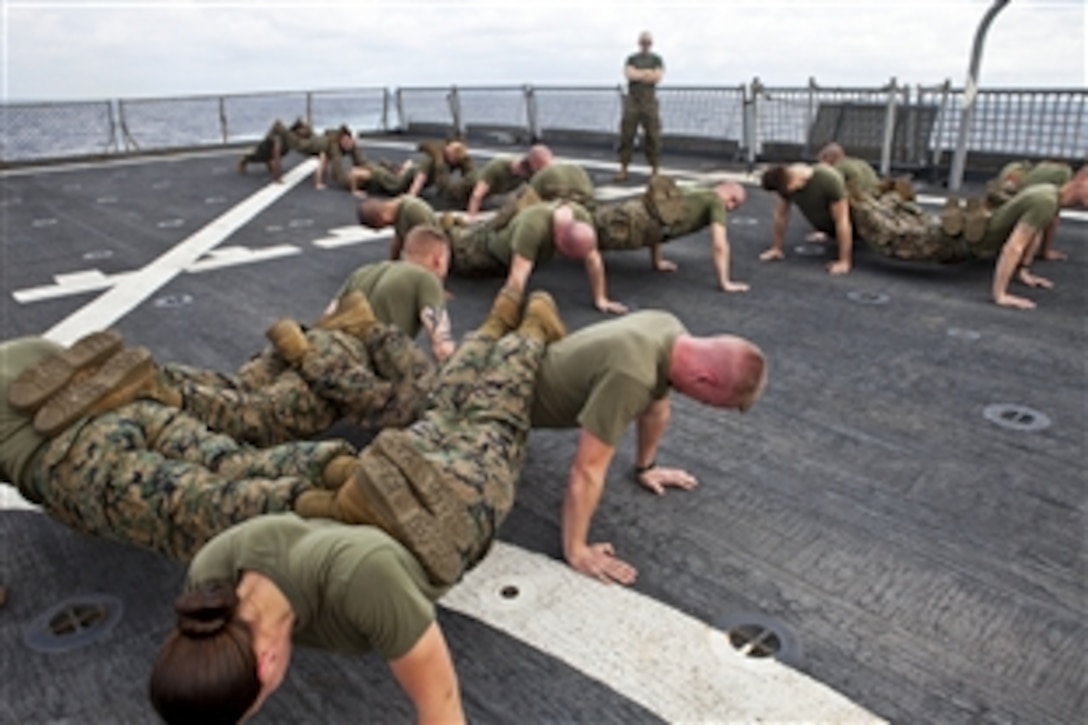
[396,88,406,133]
[880,77,898,176]
[447,86,463,138]
[525,85,539,142]
[949,0,1011,191]
[804,77,818,158]
[744,77,763,171]
[218,97,228,144]
[306,93,313,128]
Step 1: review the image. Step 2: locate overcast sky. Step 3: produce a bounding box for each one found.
[2,0,1084,101]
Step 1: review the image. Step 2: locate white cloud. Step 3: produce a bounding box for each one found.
[2,0,1083,101]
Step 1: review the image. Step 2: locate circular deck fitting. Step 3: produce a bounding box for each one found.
[729,216,759,226]
[82,249,114,261]
[23,594,123,654]
[716,611,802,665]
[153,293,194,309]
[847,290,890,306]
[487,578,537,611]
[947,327,981,341]
[288,218,314,228]
[96,196,118,204]
[156,218,185,229]
[32,218,58,228]
[983,403,1051,432]
[793,244,825,257]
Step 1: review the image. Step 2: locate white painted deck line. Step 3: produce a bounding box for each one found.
[0,480,881,723]
[42,159,316,346]
[442,541,885,724]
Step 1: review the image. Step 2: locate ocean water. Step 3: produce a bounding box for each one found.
[2,86,1084,165]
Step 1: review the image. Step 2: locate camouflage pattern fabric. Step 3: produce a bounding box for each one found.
[362,162,413,196]
[25,400,354,560]
[618,94,662,168]
[243,120,303,164]
[593,198,663,250]
[164,324,434,447]
[848,192,969,263]
[400,330,546,574]
[295,325,437,431]
[446,223,508,278]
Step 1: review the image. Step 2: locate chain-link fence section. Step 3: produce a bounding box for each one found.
[1,101,116,162]
[3,83,1085,176]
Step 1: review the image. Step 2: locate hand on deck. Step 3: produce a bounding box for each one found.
[568,542,637,585]
[721,280,749,293]
[637,466,698,496]
[826,259,851,275]
[596,299,629,315]
[759,248,784,262]
[994,292,1036,310]
[654,259,678,273]
[1017,268,1053,289]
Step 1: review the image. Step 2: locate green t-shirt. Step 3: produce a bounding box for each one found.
[531,311,684,446]
[337,261,445,339]
[187,513,446,660]
[1021,162,1073,188]
[625,51,664,99]
[790,164,846,234]
[393,196,438,243]
[0,338,61,490]
[834,157,880,196]
[530,164,595,207]
[975,184,1060,259]
[487,202,592,268]
[479,156,526,196]
[665,188,728,240]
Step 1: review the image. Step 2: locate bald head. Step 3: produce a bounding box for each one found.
[1059,165,1088,208]
[670,334,768,412]
[552,204,597,260]
[715,181,747,211]
[817,142,845,166]
[445,141,468,165]
[356,197,398,229]
[638,31,653,47]
[526,144,554,174]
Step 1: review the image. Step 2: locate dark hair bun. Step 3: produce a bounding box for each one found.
[174,581,238,638]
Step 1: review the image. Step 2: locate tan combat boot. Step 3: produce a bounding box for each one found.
[478,285,524,339]
[519,291,567,343]
[266,319,310,364]
[8,330,125,412]
[33,347,158,437]
[963,197,990,244]
[315,291,378,340]
[940,197,965,236]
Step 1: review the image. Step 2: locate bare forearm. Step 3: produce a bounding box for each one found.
[562,466,606,562]
[584,251,610,308]
[636,400,669,467]
[711,224,730,286]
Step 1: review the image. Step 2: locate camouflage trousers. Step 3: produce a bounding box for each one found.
[164,324,435,447]
[363,163,413,196]
[23,400,354,560]
[593,197,665,251]
[404,330,545,573]
[447,223,508,278]
[848,192,970,264]
[618,94,662,167]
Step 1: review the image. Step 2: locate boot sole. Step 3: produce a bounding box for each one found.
[8,330,124,412]
[354,434,474,585]
[940,199,965,236]
[524,292,567,341]
[315,292,376,338]
[266,319,309,364]
[33,347,155,437]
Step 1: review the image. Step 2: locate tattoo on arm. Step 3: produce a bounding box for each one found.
[422,306,453,345]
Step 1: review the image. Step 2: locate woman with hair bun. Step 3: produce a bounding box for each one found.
[149,515,463,724]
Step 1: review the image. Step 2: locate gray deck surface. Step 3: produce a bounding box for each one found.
[1,137,1085,724]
